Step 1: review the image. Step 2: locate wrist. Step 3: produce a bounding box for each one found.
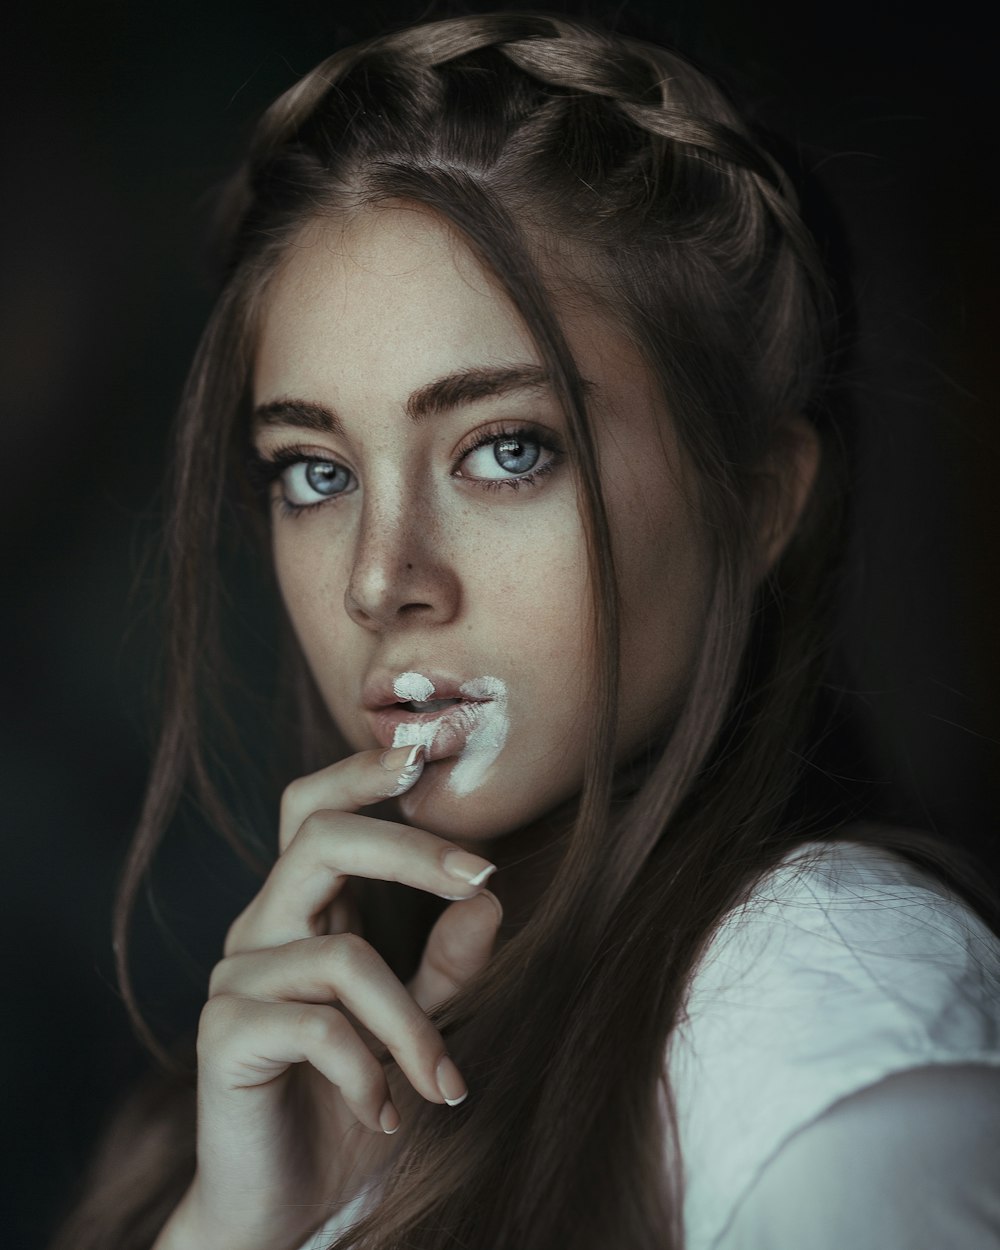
[151,1183,306,1250]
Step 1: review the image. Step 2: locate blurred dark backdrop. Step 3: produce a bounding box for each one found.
[2,1,998,1246]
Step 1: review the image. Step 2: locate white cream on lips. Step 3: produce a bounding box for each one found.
[392,671,436,704]
[391,672,510,796]
[449,676,508,795]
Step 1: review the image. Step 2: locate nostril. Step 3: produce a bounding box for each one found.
[345,550,460,628]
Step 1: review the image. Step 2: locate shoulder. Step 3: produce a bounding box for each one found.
[667,827,1000,1250]
[680,829,1000,1041]
[717,1062,1000,1249]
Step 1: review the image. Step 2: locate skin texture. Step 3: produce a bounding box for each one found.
[251,205,816,855]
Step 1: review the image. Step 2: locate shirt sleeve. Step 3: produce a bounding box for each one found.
[668,839,1000,1249]
[714,1062,1000,1250]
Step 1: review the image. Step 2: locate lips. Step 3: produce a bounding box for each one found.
[364,672,495,760]
[397,696,464,716]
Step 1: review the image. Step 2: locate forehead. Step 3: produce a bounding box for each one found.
[253,206,540,405]
[251,204,695,507]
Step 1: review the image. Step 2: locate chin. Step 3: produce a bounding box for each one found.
[394,759,552,844]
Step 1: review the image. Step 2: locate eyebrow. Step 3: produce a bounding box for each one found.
[252,363,580,435]
[407,364,552,420]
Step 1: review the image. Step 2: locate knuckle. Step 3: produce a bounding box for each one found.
[280,777,305,821]
[207,953,239,999]
[207,964,226,1000]
[322,930,378,977]
[294,809,331,851]
[281,779,333,850]
[222,915,245,956]
[197,995,240,1050]
[295,1004,344,1049]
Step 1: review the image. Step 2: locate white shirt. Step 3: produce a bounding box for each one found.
[299,834,1000,1248]
[670,836,1000,1248]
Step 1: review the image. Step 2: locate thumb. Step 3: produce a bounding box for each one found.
[408,890,503,1012]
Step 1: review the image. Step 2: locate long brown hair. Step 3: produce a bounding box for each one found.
[51,12,999,1250]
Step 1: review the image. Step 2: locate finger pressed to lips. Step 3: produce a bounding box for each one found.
[278,744,430,854]
[225,811,496,956]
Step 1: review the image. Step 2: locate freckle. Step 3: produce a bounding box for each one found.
[406,562,413,570]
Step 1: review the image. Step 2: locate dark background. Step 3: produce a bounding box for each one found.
[2,1,998,1246]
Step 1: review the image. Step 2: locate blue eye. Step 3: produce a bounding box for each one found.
[458,431,552,482]
[493,437,540,474]
[247,422,560,519]
[283,459,354,503]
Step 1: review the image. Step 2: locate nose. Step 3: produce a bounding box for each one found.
[344,494,461,631]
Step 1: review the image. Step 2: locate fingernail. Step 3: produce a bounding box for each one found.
[442,849,496,886]
[380,743,424,771]
[383,745,426,797]
[379,1099,401,1134]
[436,1055,468,1106]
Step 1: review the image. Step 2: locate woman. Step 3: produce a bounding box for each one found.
[51,11,1000,1250]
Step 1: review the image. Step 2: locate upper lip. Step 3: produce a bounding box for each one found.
[362,671,494,711]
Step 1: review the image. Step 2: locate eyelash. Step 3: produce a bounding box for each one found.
[245,423,563,518]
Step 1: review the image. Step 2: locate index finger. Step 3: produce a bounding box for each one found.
[279,743,426,854]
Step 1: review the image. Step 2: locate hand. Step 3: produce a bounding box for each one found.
[153,744,502,1250]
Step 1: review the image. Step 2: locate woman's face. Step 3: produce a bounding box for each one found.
[252,206,713,845]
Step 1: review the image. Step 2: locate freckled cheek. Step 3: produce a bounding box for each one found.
[463,532,591,716]
[274,528,339,614]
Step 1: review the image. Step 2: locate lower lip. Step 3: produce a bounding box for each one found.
[370,702,490,760]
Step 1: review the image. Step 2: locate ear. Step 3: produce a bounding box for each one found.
[755,417,821,578]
